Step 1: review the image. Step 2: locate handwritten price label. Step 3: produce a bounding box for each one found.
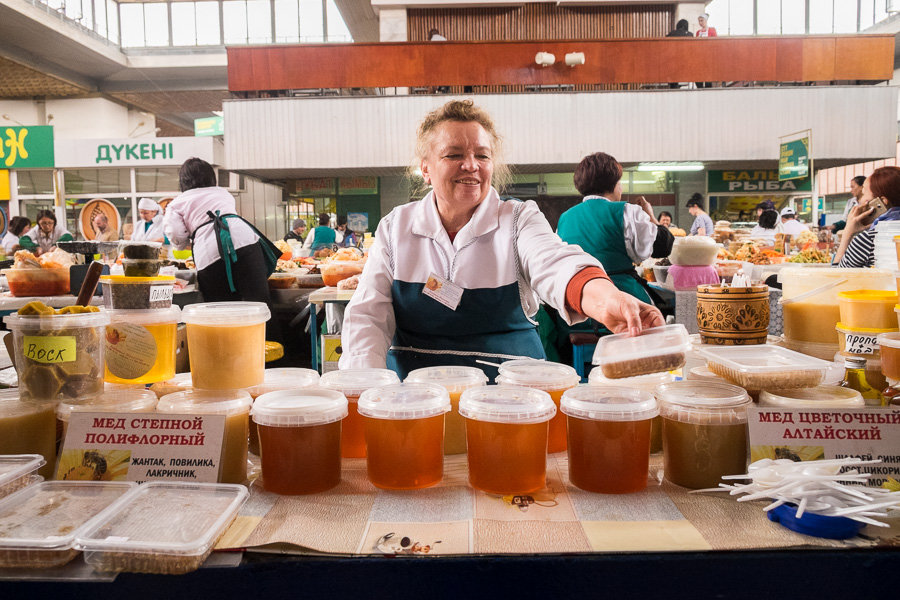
[845,333,879,356]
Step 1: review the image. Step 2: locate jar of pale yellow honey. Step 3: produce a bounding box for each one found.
[103,307,181,385]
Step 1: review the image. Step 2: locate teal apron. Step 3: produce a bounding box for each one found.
[311,226,336,250]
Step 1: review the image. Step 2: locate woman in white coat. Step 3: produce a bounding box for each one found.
[131,198,165,243]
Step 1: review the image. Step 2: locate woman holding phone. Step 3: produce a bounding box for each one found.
[833,166,900,267]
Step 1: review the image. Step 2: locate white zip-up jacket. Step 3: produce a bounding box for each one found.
[339,188,604,369]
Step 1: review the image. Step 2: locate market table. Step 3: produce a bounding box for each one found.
[307,287,355,371]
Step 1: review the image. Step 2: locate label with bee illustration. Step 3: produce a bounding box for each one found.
[105,324,157,380]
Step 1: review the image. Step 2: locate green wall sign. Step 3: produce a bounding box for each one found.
[779,137,810,181]
[338,176,378,196]
[0,126,54,168]
[194,116,224,137]
[708,170,812,194]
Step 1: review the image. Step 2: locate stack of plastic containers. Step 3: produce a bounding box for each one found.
[836,290,898,359]
[872,221,900,271]
[0,455,45,499]
[245,368,320,455]
[589,370,674,454]
[319,368,400,458]
[405,366,488,455]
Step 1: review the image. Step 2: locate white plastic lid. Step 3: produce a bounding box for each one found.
[458,385,556,424]
[246,368,320,397]
[0,481,137,551]
[588,370,674,389]
[181,302,270,326]
[698,345,831,375]
[357,383,451,420]
[878,332,900,349]
[119,240,162,249]
[561,386,659,422]
[251,388,348,427]
[593,324,691,365]
[3,311,110,329]
[496,360,579,391]
[105,306,182,325]
[655,381,751,409]
[74,482,249,558]
[0,389,56,418]
[319,368,400,397]
[759,386,864,408]
[0,455,45,488]
[405,366,488,394]
[157,389,252,416]
[57,390,159,421]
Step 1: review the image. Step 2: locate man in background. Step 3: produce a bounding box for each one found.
[283,218,306,243]
[92,214,118,242]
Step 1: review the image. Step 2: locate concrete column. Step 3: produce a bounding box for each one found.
[378,8,407,42]
[675,3,707,35]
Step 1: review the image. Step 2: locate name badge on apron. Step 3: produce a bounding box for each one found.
[422,273,463,311]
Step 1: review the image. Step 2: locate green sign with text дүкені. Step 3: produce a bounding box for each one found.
[779,137,809,181]
[0,126,54,169]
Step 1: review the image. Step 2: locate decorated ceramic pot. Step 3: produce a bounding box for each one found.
[696,284,770,345]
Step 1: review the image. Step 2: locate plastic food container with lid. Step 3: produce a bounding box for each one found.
[758,386,864,409]
[593,324,691,380]
[319,260,365,287]
[320,368,400,458]
[657,381,752,489]
[74,482,248,574]
[405,366,488,455]
[496,360,579,454]
[100,275,175,309]
[181,302,270,390]
[149,372,193,397]
[267,272,297,289]
[157,390,253,484]
[837,290,898,330]
[668,236,720,266]
[561,386,659,494]
[103,306,181,385]
[836,323,894,358]
[2,268,70,297]
[0,455,44,500]
[245,367,320,455]
[357,383,450,489]
[0,391,57,480]
[699,345,831,390]
[252,388,348,494]
[122,259,162,278]
[878,332,900,380]
[459,385,556,494]
[590,370,673,454]
[57,389,159,441]
[4,311,109,404]
[119,240,162,260]
[0,481,136,569]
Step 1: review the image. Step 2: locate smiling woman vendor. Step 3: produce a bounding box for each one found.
[18,210,72,256]
[339,100,663,380]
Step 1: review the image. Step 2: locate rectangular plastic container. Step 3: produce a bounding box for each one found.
[0,455,44,500]
[699,345,831,390]
[75,482,249,575]
[593,324,691,379]
[100,275,174,309]
[2,268,70,297]
[319,260,365,287]
[668,237,720,266]
[0,481,136,569]
[838,290,898,330]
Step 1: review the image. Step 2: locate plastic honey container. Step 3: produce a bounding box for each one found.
[3,311,110,403]
[458,385,556,494]
[758,386,864,409]
[589,370,674,454]
[357,383,450,490]
[181,302,270,390]
[319,368,400,458]
[252,388,348,494]
[57,389,158,443]
[103,307,181,385]
[836,323,895,358]
[149,373,193,398]
[657,381,752,490]
[0,390,57,479]
[838,291,898,330]
[245,368,320,455]
[878,332,900,380]
[405,366,488,455]
[157,390,252,484]
[99,275,174,309]
[0,455,44,500]
[561,386,659,494]
[496,360,579,454]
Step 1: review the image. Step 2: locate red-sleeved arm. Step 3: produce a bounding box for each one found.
[565,267,610,315]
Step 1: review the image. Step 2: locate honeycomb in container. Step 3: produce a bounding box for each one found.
[601,352,686,380]
[0,475,40,501]
[706,362,823,390]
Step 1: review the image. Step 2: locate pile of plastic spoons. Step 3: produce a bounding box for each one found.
[694,458,900,528]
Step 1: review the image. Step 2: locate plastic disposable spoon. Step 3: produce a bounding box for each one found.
[778,277,848,305]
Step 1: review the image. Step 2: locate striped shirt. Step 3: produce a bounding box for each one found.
[836,229,875,268]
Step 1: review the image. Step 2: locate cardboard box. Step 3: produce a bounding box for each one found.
[322,334,342,373]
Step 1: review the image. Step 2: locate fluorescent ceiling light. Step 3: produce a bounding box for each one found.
[636,163,704,172]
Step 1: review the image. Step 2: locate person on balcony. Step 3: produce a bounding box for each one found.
[696,13,717,37]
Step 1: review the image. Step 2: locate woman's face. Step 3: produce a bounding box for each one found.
[861,179,874,204]
[698,15,707,28]
[421,121,494,213]
[850,180,863,199]
[21,224,31,236]
[659,214,672,227]
[38,218,54,234]
[139,209,157,222]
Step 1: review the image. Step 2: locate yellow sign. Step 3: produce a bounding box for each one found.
[0,170,8,201]
[23,335,76,363]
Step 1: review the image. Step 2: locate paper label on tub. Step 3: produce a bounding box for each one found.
[23,335,76,364]
[106,324,157,380]
[149,285,173,302]
[845,332,879,355]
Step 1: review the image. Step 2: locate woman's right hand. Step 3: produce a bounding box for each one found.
[844,202,875,237]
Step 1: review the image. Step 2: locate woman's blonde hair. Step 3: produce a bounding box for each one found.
[409,100,512,193]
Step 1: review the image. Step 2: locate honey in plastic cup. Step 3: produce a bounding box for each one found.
[589,370,674,454]
[656,381,751,490]
[104,307,181,385]
[496,360,579,454]
[357,383,450,490]
[157,390,252,484]
[405,366,488,455]
[459,385,556,494]
[0,390,57,479]
[245,368,320,455]
[252,388,348,495]
[561,386,658,494]
[319,368,400,458]
[181,302,270,390]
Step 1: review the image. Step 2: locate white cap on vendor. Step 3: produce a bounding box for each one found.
[780,207,796,217]
[138,198,160,213]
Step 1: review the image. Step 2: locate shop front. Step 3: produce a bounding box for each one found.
[707,169,813,228]
[288,176,381,235]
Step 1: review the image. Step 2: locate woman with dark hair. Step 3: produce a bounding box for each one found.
[751,209,779,245]
[557,152,674,308]
[834,167,900,268]
[657,211,673,228]
[686,193,714,236]
[163,157,272,304]
[2,216,31,254]
[303,212,338,250]
[19,209,72,255]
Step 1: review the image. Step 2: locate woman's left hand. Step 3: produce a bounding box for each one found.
[580,278,664,337]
